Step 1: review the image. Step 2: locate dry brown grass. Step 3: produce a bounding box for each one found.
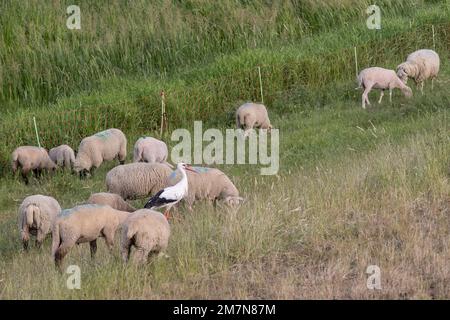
[2,128,448,299]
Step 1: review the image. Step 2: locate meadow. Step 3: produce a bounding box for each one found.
[0,0,449,299]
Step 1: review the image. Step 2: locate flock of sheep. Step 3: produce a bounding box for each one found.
[12,102,267,268]
[10,48,440,269]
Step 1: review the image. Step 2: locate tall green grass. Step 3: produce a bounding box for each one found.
[0,2,449,176]
[0,0,434,105]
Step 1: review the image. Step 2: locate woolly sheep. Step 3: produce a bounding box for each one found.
[236,102,272,137]
[11,146,57,184]
[87,192,136,212]
[357,67,413,109]
[106,162,173,200]
[396,49,440,94]
[51,204,129,268]
[73,128,127,177]
[167,166,243,210]
[49,144,76,170]
[133,136,171,167]
[120,209,170,264]
[18,195,61,250]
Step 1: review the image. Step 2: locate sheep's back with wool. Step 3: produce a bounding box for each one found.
[106,162,173,200]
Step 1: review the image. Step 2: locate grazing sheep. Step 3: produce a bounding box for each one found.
[120,209,170,264]
[51,204,129,268]
[167,166,243,210]
[11,146,57,184]
[396,49,440,94]
[133,137,171,167]
[106,162,173,200]
[18,195,61,250]
[73,128,127,177]
[236,102,272,137]
[87,192,136,212]
[357,67,413,109]
[49,144,76,170]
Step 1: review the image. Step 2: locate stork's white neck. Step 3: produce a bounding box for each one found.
[178,166,189,193]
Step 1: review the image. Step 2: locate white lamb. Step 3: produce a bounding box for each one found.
[396,49,440,94]
[357,67,413,109]
[133,136,170,166]
[18,195,61,250]
[49,144,76,170]
[236,102,272,137]
[120,209,170,264]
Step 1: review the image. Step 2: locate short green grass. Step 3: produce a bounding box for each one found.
[0,1,449,299]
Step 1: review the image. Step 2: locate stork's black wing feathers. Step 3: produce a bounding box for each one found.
[144,189,177,209]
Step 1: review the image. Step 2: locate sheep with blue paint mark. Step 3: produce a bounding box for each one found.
[74,128,127,177]
[87,192,136,212]
[51,204,130,269]
[167,166,243,210]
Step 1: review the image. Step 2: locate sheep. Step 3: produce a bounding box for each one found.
[396,49,440,95]
[236,102,272,137]
[18,195,61,250]
[49,144,76,170]
[87,192,136,212]
[133,136,171,167]
[120,209,170,264]
[73,128,127,177]
[11,146,57,184]
[357,67,413,109]
[167,166,243,210]
[106,162,173,200]
[51,204,129,268]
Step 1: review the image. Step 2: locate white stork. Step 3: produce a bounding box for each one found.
[144,162,196,218]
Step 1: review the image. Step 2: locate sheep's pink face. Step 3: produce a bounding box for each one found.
[403,87,413,98]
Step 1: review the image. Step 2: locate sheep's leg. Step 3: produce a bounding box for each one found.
[102,230,115,254]
[121,240,132,263]
[362,85,372,109]
[89,240,97,259]
[21,225,30,251]
[421,82,424,95]
[389,89,392,103]
[378,90,384,104]
[35,230,45,249]
[22,239,29,251]
[21,170,29,185]
[33,168,42,179]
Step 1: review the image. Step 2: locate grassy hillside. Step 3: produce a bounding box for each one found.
[0,1,449,175]
[0,1,449,299]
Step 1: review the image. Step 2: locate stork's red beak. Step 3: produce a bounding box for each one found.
[185,165,197,173]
